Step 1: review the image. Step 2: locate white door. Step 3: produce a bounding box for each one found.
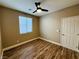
[61,16,79,50]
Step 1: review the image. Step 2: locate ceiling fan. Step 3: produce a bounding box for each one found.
[33,2,48,13]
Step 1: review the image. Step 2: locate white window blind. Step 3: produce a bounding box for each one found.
[19,16,32,34]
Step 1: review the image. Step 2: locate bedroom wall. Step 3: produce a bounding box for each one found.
[40,4,79,43]
[0,7,2,58]
[0,8,3,58]
[0,20,2,59]
[0,6,40,48]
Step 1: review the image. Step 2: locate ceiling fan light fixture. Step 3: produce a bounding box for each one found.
[33,2,48,13]
[37,9,42,13]
[37,5,40,8]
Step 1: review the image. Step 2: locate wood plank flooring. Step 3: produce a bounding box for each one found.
[3,39,79,59]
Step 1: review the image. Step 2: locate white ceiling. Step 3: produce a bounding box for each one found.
[0,0,79,16]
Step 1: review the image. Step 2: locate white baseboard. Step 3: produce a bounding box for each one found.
[39,37,61,46]
[39,37,79,53]
[3,37,40,52]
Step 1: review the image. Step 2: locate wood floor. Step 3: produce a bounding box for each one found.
[3,39,79,59]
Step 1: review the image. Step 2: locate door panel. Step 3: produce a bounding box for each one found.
[74,16,79,50]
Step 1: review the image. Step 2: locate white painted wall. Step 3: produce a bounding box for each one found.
[40,14,60,42]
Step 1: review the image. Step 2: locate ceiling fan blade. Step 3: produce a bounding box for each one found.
[41,9,48,12]
[33,10,37,13]
[35,2,40,7]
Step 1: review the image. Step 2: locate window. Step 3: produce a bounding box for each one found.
[19,16,32,34]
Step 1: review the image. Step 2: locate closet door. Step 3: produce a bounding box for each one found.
[61,16,79,50]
